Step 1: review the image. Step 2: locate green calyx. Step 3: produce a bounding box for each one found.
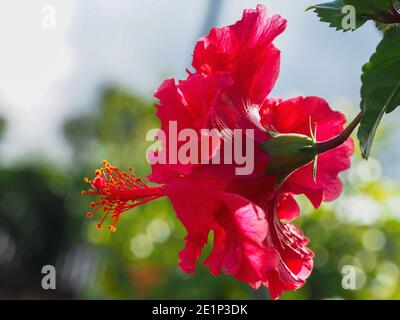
[260,130,318,189]
[261,112,362,189]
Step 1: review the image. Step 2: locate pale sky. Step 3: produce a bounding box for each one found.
[1,0,398,176]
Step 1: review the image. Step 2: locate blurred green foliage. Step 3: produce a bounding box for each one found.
[0,86,399,300]
[0,164,81,298]
[0,116,5,140]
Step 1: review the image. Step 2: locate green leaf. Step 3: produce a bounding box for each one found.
[346,0,394,15]
[307,0,360,31]
[308,0,395,31]
[357,27,400,159]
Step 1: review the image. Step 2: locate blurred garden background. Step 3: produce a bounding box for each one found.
[0,0,399,299]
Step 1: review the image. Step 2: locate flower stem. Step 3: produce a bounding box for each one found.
[316,112,362,154]
[375,4,400,24]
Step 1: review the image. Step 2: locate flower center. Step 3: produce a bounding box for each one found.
[82,160,164,232]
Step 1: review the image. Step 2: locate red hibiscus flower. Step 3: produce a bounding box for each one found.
[83,5,354,299]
